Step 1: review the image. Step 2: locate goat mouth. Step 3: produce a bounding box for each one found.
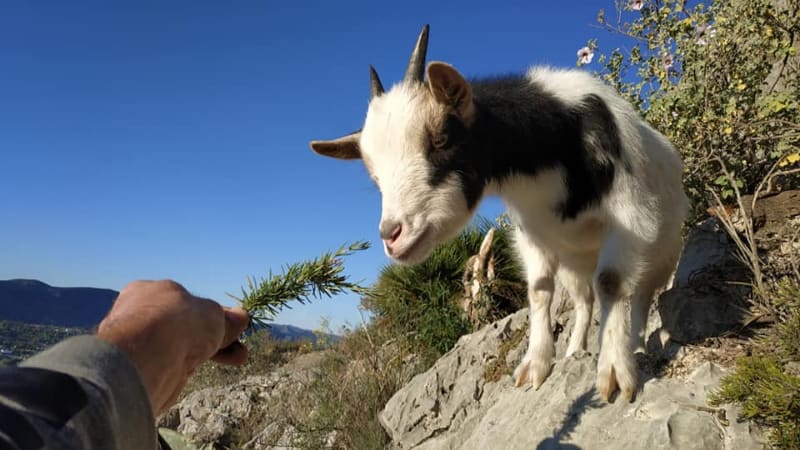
[391,226,434,264]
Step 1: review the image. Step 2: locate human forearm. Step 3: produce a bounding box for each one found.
[0,335,158,450]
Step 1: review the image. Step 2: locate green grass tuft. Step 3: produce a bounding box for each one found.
[710,278,800,449]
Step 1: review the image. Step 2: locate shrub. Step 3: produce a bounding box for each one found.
[586,0,800,219]
[289,324,413,450]
[710,278,800,448]
[363,219,524,364]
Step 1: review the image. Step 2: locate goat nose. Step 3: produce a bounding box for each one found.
[379,220,402,244]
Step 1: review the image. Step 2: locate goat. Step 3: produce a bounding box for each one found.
[310,25,688,402]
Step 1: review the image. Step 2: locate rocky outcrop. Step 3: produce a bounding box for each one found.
[379,219,765,449]
[657,219,751,346]
[159,351,330,449]
[379,310,761,449]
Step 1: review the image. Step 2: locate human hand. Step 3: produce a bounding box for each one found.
[97,280,249,416]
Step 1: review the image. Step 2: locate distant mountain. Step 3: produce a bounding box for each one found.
[0,279,325,341]
[265,323,337,343]
[0,279,117,328]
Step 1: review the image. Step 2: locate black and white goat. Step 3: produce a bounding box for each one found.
[310,26,688,402]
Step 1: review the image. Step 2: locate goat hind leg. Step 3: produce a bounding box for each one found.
[562,269,593,357]
[594,232,642,402]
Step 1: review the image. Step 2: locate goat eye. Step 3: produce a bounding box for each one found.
[432,133,449,149]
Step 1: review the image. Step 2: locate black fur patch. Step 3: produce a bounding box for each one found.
[426,114,483,209]
[559,94,623,219]
[424,74,625,219]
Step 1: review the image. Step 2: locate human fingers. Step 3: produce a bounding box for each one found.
[157,372,192,416]
[208,307,250,365]
[220,307,250,348]
[211,341,249,365]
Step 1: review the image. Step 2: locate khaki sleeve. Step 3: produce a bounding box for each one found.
[0,335,160,450]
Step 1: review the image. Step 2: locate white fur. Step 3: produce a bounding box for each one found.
[361,83,473,263]
[359,66,687,401]
[510,68,686,400]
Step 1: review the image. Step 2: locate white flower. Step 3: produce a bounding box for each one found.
[629,0,644,11]
[695,24,716,46]
[662,54,674,70]
[577,47,594,65]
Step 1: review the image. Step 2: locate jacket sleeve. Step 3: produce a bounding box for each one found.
[0,335,159,450]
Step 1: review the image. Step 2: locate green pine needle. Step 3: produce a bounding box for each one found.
[230,241,371,330]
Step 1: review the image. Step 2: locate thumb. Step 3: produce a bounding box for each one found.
[221,307,250,347]
[211,307,250,366]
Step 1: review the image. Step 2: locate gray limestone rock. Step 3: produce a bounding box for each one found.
[380,309,762,450]
[380,218,764,449]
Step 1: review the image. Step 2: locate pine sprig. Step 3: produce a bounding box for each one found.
[230,241,371,330]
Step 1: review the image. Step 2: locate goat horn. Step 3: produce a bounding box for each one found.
[404,24,430,83]
[369,65,384,99]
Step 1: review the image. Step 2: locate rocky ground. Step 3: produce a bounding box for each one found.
[159,351,331,449]
[378,192,799,450]
[380,309,761,450]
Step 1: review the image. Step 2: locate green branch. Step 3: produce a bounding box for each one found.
[230,241,371,330]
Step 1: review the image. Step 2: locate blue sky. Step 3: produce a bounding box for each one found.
[1,1,625,331]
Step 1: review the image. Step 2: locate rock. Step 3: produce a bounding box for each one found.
[163,192,795,449]
[160,351,332,449]
[158,428,203,450]
[753,191,800,277]
[672,219,733,288]
[659,192,800,345]
[658,218,751,345]
[169,376,270,446]
[380,310,762,450]
[742,190,800,241]
[657,287,748,344]
[380,214,765,449]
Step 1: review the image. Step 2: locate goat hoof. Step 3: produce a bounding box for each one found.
[623,387,636,403]
[597,367,619,401]
[513,357,552,389]
[597,365,638,402]
[565,346,586,358]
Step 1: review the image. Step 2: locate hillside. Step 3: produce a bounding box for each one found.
[264,323,334,343]
[0,279,117,327]
[0,320,87,365]
[0,279,325,365]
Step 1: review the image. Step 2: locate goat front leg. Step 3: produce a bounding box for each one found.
[513,232,557,389]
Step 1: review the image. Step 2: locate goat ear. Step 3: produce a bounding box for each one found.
[427,62,473,117]
[310,131,361,160]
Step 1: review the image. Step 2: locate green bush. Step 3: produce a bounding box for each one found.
[709,279,800,448]
[711,356,800,447]
[586,0,800,219]
[363,219,524,364]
